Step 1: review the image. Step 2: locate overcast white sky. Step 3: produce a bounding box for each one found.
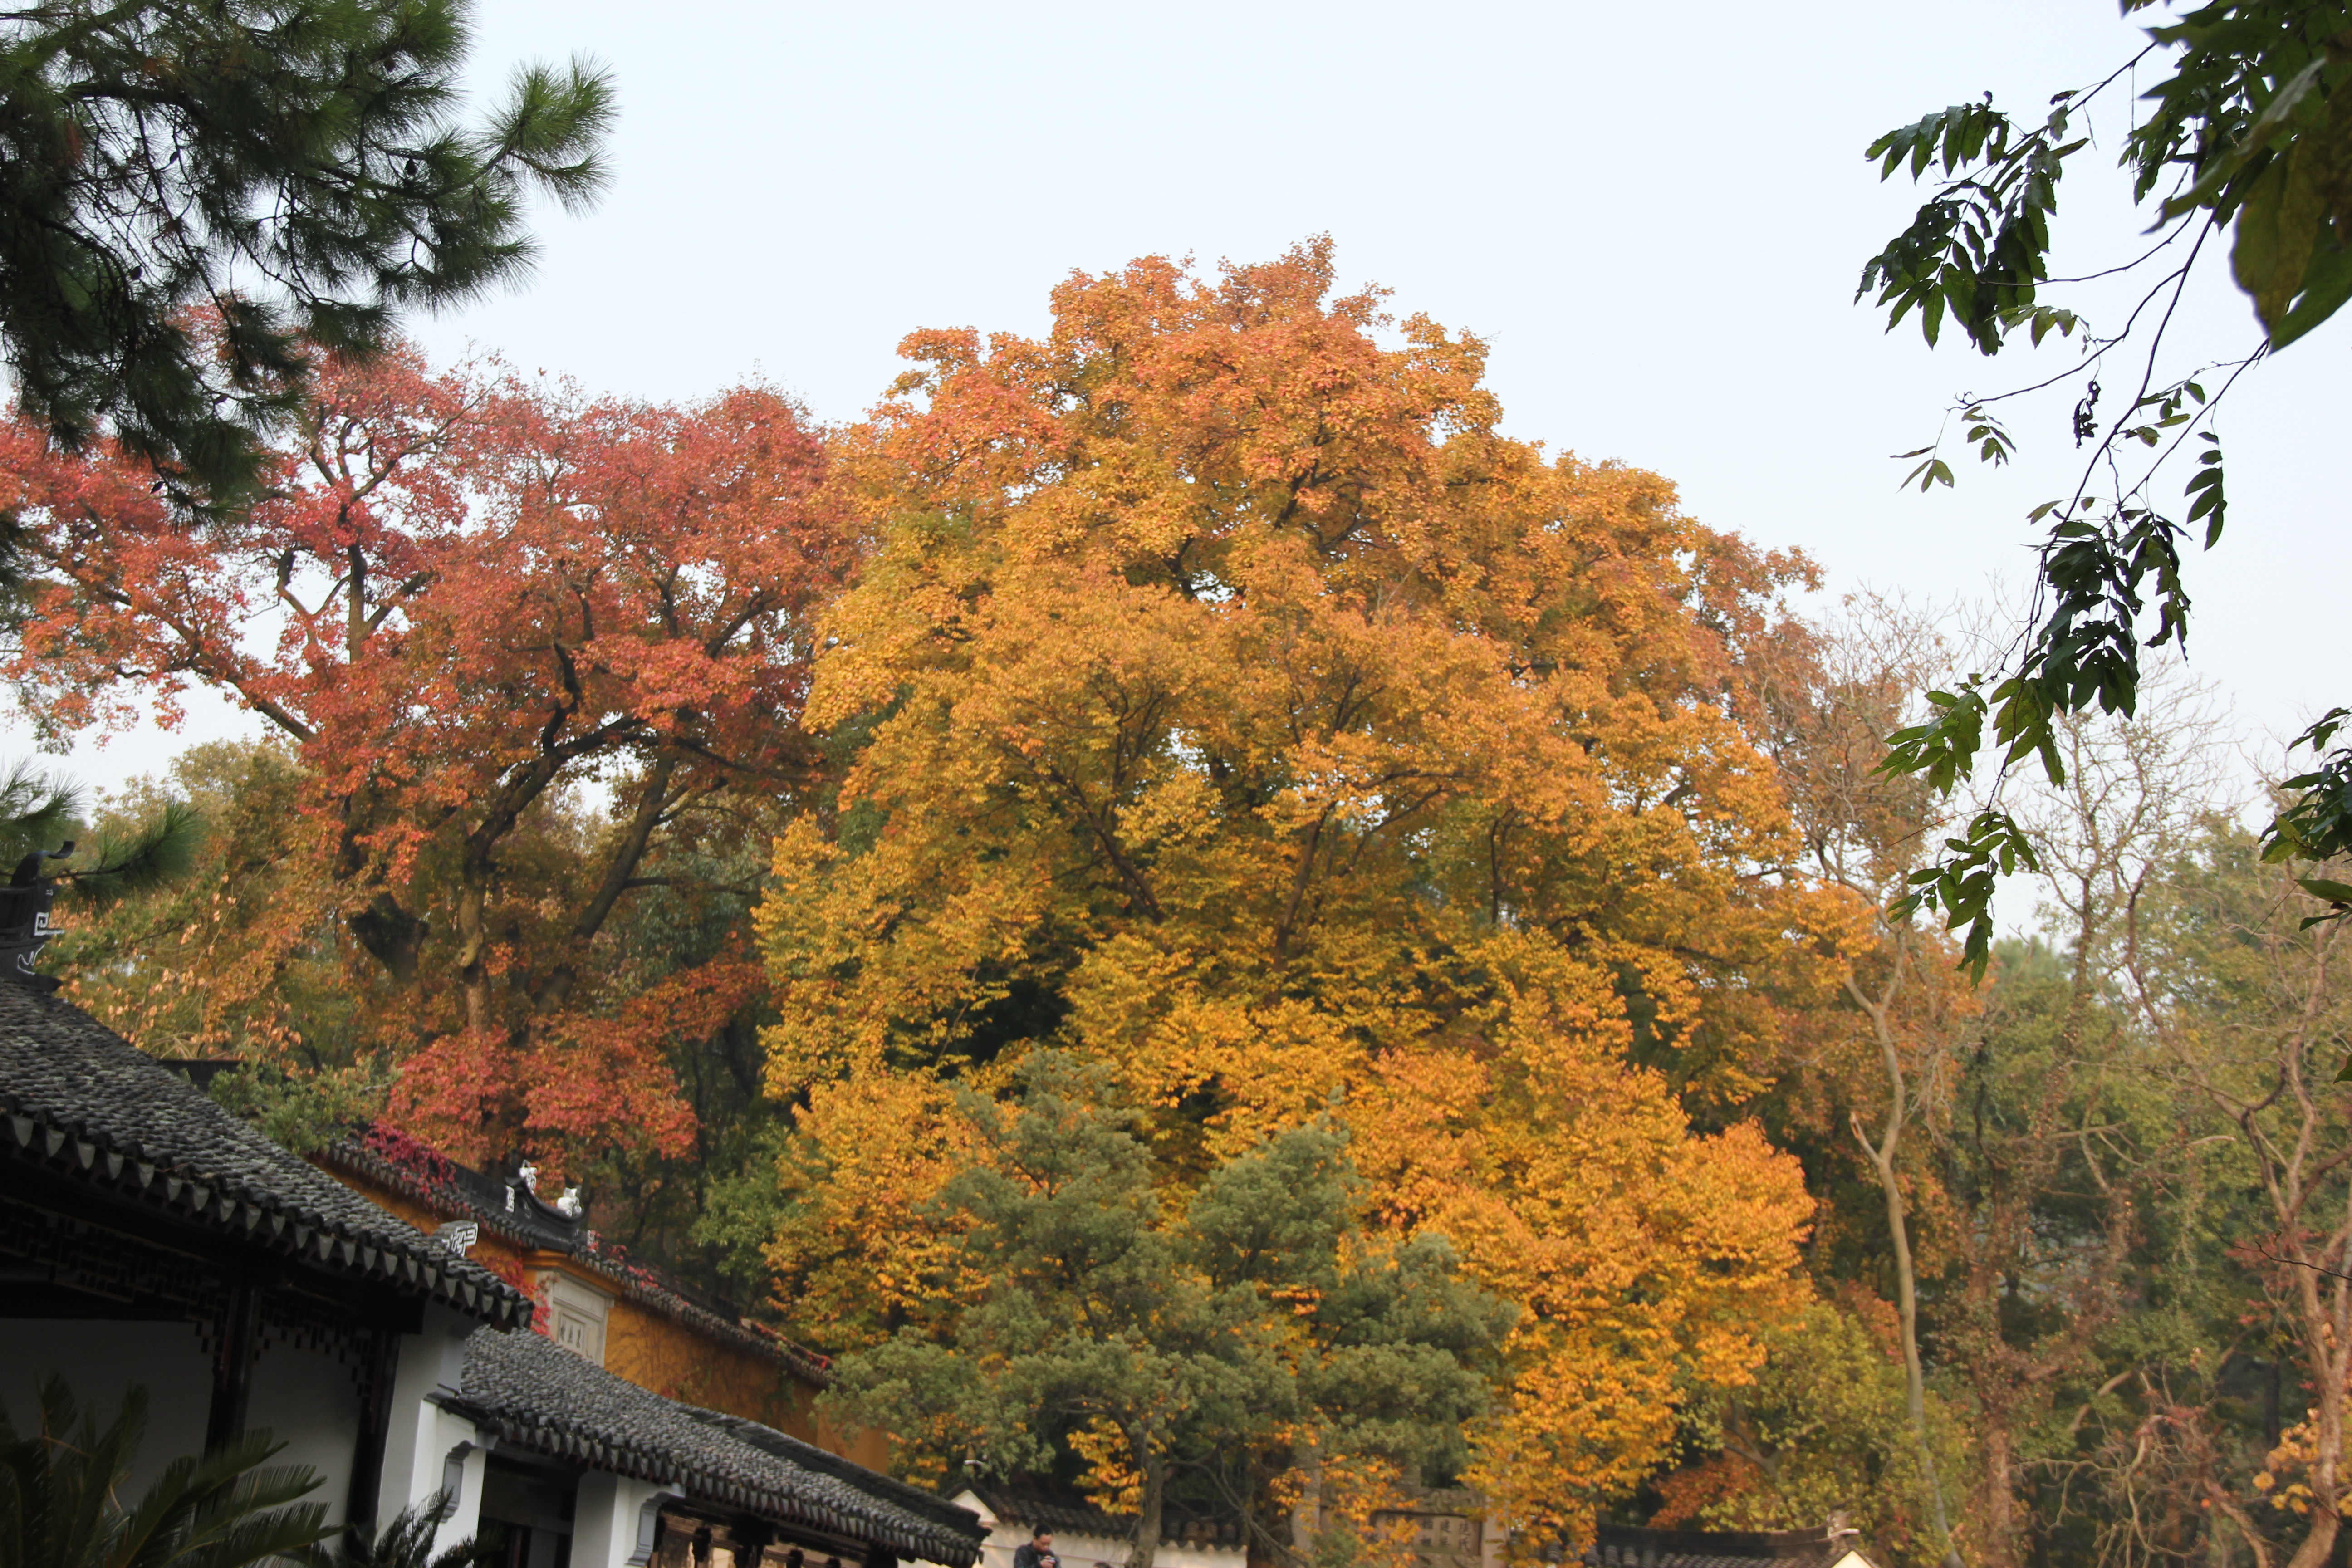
[21,0,2346,789]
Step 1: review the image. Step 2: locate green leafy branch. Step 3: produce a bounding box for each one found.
[1894,403,2019,493]
[0,760,202,909]
[2137,4,2352,348]
[1852,4,2352,969]
[2270,710,2352,881]
[1857,88,2103,354]
[1887,809,2043,979]
[1874,448,2231,970]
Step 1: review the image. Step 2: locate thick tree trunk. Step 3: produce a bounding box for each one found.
[1129,1454,1168,1568]
[454,859,494,1036]
[532,755,679,1011]
[348,892,429,983]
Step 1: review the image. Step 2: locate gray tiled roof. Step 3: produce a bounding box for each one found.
[0,984,528,1326]
[318,1135,834,1385]
[447,1327,986,1567]
[1587,1526,1856,1568]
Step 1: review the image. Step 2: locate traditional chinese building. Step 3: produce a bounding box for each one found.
[1372,1485,1504,1568]
[314,1126,875,1469]
[448,1326,983,1568]
[0,875,984,1568]
[0,977,529,1539]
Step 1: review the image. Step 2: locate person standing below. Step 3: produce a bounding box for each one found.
[1014,1529,1058,1568]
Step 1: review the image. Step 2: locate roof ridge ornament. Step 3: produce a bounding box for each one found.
[506,1159,588,1228]
[0,841,74,991]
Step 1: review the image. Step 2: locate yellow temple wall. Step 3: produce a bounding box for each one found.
[324,1160,880,1468]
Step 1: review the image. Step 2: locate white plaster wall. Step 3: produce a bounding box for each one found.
[3,1319,212,1499]
[1152,1542,1245,1568]
[425,1405,492,1559]
[246,1338,363,1523]
[376,1305,490,1546]
[946,1492,1245,1568]
[573,1473,681,1568]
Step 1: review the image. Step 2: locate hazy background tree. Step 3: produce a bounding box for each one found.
[2125,820,2352,1568]
[1661,602,2293,1568]
[1743,596,1985,1568]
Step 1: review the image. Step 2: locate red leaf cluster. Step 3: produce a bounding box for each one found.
[5,339,854,1168]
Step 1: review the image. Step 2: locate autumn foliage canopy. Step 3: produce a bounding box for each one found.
[753,241,1861,1539]
[10,167,2342,1565]
[2,339,852,1167]
[4,241,1897,1548]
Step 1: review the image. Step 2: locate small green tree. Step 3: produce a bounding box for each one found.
[0,0,612,499]
[1666,1301,1964,1568]
[824,1056,1511,1568]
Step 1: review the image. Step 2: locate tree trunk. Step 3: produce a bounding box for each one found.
[2282,1295,2345,1568]
[1847,958,1966,1568]
[2282,1514,2336,1568]
[1130,1453,1168,1568]
[454,857,494,1036]
[1863,1134,1965,1568]
[1290,1430,1323,1566]
[533,755,680,1011]
[1982,1422,2016,1568]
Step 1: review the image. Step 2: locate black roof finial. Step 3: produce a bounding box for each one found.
[0,840,74,991]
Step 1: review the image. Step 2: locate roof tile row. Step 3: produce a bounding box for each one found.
[447,1328,985,1566]
[0,985,527,1326]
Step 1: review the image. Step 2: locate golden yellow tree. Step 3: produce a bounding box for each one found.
[755,241,1856,1546]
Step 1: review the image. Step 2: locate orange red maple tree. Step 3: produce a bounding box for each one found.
[3,339,852,1168]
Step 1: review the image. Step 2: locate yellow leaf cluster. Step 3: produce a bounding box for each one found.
[756,241,1850,1537]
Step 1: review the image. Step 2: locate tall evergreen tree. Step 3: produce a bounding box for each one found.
[0,0,612,498]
